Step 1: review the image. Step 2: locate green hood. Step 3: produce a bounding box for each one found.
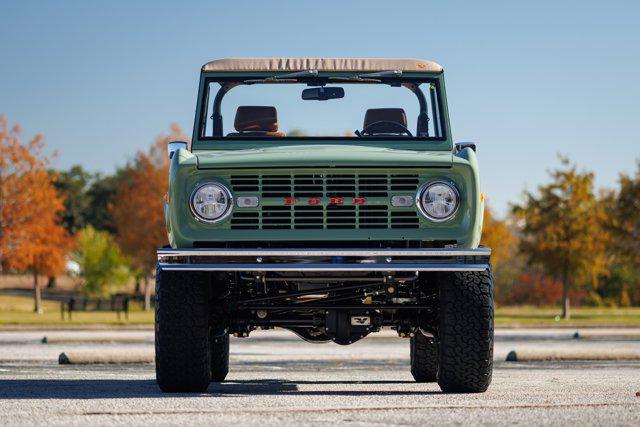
[195,145,453,169]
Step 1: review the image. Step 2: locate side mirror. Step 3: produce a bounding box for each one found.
[455,142,477,153]
[167,141,188,159]
[302,87,344,101]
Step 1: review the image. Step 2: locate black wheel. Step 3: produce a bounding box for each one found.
[410,332,438,382]
[437,269,494,393]
[155,265,211,392]
[210,331,229,382]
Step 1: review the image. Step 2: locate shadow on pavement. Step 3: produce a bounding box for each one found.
[0,379,441,399]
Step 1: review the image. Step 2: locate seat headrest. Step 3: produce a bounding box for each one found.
[234,106,279,132]
[363,108,407,133]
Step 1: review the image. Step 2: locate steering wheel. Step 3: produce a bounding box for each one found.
[359,121,413,137]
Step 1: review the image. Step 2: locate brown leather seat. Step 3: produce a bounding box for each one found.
[362,108,408,135]
[226,106,285,137]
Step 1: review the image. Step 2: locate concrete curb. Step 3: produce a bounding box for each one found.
[506,348,640,362]
[573,330,640,340]
[43,334,149,344]
[58,350,154,364]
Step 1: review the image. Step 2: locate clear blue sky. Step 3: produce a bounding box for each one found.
[1,0,639,216]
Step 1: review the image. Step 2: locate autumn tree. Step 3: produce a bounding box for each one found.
[603,161,640,304]
[480,204,517,272]
[480,204,523,304]
[512,157,607,319]
[110,124,187,310]
[0,115,73,313]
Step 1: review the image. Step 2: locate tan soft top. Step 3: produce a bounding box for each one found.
[202,58,442,73]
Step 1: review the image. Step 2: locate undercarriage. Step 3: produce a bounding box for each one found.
[155,246,494,394]
[220,270,437,345]
[157,246,490,344]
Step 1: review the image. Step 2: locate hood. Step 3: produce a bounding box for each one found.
[195,145,453,169]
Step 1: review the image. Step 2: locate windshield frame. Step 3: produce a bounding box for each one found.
[191,72,452,151]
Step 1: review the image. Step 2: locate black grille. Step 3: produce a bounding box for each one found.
[230,173,419,198]
[230,173,420,230]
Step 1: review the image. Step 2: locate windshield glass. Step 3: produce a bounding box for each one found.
[198,78,446,141]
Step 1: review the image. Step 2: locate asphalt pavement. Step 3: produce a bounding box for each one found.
[0,328,639,426]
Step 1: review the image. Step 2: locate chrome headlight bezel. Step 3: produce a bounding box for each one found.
[416,181,460,222]
[189,182,233,224]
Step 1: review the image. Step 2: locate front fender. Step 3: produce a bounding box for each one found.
[166,148,197,247]
[454,147,483,247]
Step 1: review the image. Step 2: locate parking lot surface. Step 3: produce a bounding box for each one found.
[0,329,639,426]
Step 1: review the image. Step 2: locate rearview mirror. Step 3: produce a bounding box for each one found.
[302,87,344,101]
[167,141,188,159]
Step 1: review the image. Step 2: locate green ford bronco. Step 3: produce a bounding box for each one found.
[156,58,493,393]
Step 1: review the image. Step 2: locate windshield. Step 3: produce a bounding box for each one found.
[198,76,446,141]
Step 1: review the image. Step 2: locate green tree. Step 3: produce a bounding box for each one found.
[512,157,607,319]
[85,169,130,233]
[53,165,93,234]
[74,226,130,296]
[46,165,93,289]
[50,165,130,234]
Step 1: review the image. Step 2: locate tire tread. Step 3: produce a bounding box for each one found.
[155,266,211,392]
[437,269,494,393]
[410,332,438,382]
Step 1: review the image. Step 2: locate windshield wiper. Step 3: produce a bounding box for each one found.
[360,70,403,78]
[327,69,402,83]
[358,70,402,79]
[327,76,381,83]
[244,69,319,84]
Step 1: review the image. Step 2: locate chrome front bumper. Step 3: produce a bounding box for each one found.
[157,248,491,272]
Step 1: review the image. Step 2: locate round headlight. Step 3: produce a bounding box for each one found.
[190,183,232,223]
[417,181,459,221]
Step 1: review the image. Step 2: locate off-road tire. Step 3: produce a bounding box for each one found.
[410,332,438,382]
[437,269,494,393]
[210,331,229,382]
[155,266,211,392]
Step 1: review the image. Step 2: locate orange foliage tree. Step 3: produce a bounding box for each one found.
[512,158,607,319]
[110,124,187,310]
[0,115,73,313]
[480,204,522,305]
[480,204,517,272]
